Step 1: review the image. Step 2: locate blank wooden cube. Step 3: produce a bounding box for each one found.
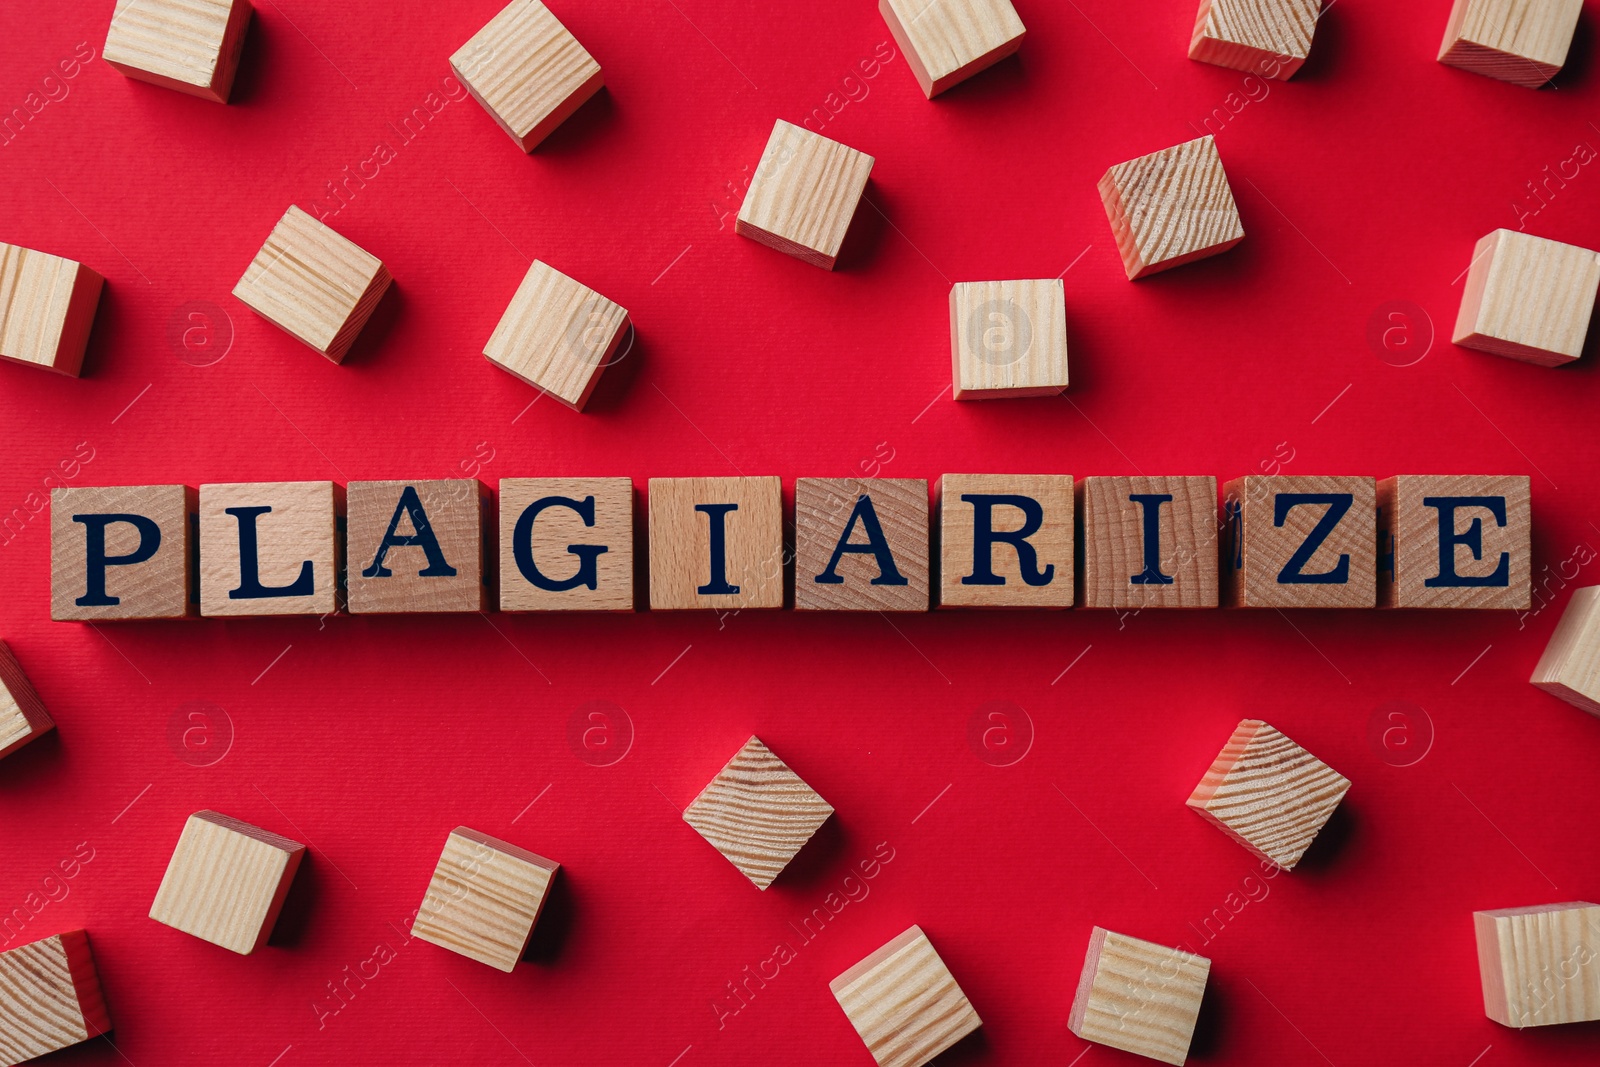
[938,474,1074,608]
[1439,0,1583,88]
[104,0,253,102]
[0,242,103,377]
[1070,928,1210,1066]
[232,206,392,363]
[648,477,783,610]
[831,925,980,1067]
[199,482,340,617]
[149,811,305,954]
[683,736,834,889]
[880,0,1025,98]
[0,640,54,761]
[1098,136,1244,280]
[950,279,1069,399]
[51,484,194,621]
[795,478,928,611]
[1188,0,1322,78]
[500,477,633,611]
[1453,229,1600,366]
[1377,475,1530,609]
[345,480,486,613]
[451,0,603,152]
[0,930,112,1064]
[1223,475,1376,608]
[1530,586,1600,717]
[412,827,559,972]
[1079,476,1218,609]
[736,120,874,270]
[1475,901,1600,1027]
[483,261,629,411]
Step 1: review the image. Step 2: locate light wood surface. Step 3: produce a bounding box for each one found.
[483,260,629,411]
[1223,475,1375,608]
[938,474,1074,608]
[149,811,305,955]
[1377,475,1530,609]
[0,640,54,761]
[199,481,341,617]
[1475,901,1600,1027]
[104,0,253,102]
[51,484,193,621]
[795,478,929,611]
[412,827,560,972]
[1098,136,1244,280]
[683,736,834,890]
[647,477,783,610]
[0,241,103,377]
[450,0,603,151]
[1188,0,1322,78]
[830,925,980,1067]
[1439,0,1583,87]
[736,120,875,270]
[346,480,486,614]
[1530,585,1600,717]
[879,0,1025,97]
[949,279,1069,399]
[500,477,633,611]
[1069,927,1210,1066]
[0,930,112,1064]
[1453,229,1600,366]
[1079,476,1218,608]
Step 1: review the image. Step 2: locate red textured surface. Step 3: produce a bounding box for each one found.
[3,2,1600,1065]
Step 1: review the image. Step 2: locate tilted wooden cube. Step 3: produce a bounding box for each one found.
[1531,586,1600,717]
[346,479,487,614]
[0,640,54,761]
[1474,901,1600,1027]
[737,120,874,270]
[0,241,103,377]
[683,736,833,889]
[1070,928,1210,1066]
[1439,0,1583,88]
[648,477,784,610]
[1452,229,1600,366]
[500,477,634,611]
[1377,475,1530,609]
[1223,475,1376,608]
[199,481,342,617]
[483,260,629,411]
[149,811,305,954]
[831,925,981,1067]
[795,478,930,611]
[0,930,112,1064]
[1098,136,1244,280]
[52,484,194,621]
[104,0,254,103]
[937,474,1074,609]
[950,279,1069,399]
[412,827,560,972]
[1079,476,1218,609]
[879,0,1025,98]
[451,0,603,151]
[1188,0,1322,78]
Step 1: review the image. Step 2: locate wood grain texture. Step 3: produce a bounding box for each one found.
[1377,475,1530,609]
[1453,229,1600,366]
[1070,928,1209,1066]
[736,120,875,270]
[949,279,1069,399]
[879,0,1025,97]
[937,474,1073,608]
[0,930,112,1064]
[830,925,981,1067]
[1530,585,1600,717]
[795,478,929,611]
[104,0,253,102]
[149,811,305,955]
[1187,719,1349,870]
[500,477,633,610]
[1439,0,1583,87]
[683,736,833,890]
[450,0,603,151]
[647,477,783,610]
[0,640,54,761]
[346,480,486,613]
[1475,901,1600,1027]
[232,206,392,362]
[51,484,193,621]
[1079,476,1218,609]
[1188,0,1322,78]
[1098,136,1244,280]
[483,260,628,410]
[1222,475,1376,608]
[412,827,559,972]
[0,241,104,377]
[199,481,341,617]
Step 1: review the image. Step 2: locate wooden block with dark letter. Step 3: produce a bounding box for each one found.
[1530,586,1600,717]
[1223,475,1375,608]
[500,477,633,611]
[737,120,874,270]
[1475,901,1600,1027]
[51,484,194,621]
[149,811,305,954]
[950,279,1069,399]
[683,736,833,890]
[937,474,1073,608]
[880,0,1025,98]
[831,925,981,1067]
[0,640,54,760]
[1189,0,1322,78]
[1070,928,1210,1065]
[346,480,486,613]
[483,261,629,411]
[1079,476,1218,608]
[0,930,112,1064]
[1453,229,1599,366]
[412,827,559,972]
[199,482,341,617]
[1377,475,1530,609]
[795,478,929,611]
[0,241,103,377]
[647,477,783,610]
[1439,0,1582,88]
[104,0,253,102]
[451,0,603,151]
[1098,136,1244,280]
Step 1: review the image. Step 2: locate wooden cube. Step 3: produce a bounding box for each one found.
[346,480,486,613]
[1070,927,1210,1066]
[831,925,981,1067]
[950,279,1069,399]
[647,477,783,610]
[0,930,112,1064]
[683,736,833,889]
[199,482,341,617]
[1098,136,1244,280]
[0,640,54,761]
[1475,901,1600,1027]
[1079,476,1218,609]
[1188,0,1322,78]
[938,474,1074,608]
[1453,229,1600,366]
[51,484,194,621]
[103,0,253,103]
[795,479,929,611]
[736,120,874,270]
[1530,586,1600,717]
[880,0,1025,98]
[451,0,603,152]
[149,811,305,954]
[232,206,392,363]
[412,827,559,972]
[500,477,633,611]
[1223,475,1376,608]
[1439,0,1583,88]
[483,261,629,411]
[0,242,103,377]
[1377,475,1530,609]
[1187,719,1350,870]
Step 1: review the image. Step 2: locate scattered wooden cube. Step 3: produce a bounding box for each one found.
[1188,0,1322,78]
[500,477,633,611]
[232,206,392,363]
[0,241,104,377]
[1079,476,1218,608]
[879,0,1025,98]
[1452,229,1600,366]
[736,120,874,270]
[0,640,54,760]
[950,279,1069,399]
[451,0,603,151]
[1187,719,1350,869]
[683,736,834,889]
[483,261,629,411]
[1474,901,1600,1027]
[51,484,194,621]
[1530,586,1600,717]
[1069,927,1210,1066]
[412,827,560,972]
[345,480,486,613]
[103,0,254,102]
[938,474,1074,608]
[795,478,929,611]
[1222,475,1376,608]
[1098,136,1244,280]
[198,481,341,617]
[0,930,112,1064]
[647,477,783,610]
[831,925,981,1067]
[1439,0,1583,88]
[149,811,305,954]
[1377,475,1530,609]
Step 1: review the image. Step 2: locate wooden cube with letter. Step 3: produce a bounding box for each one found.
[0,241,103,377]
[0,930,112,1064]
[1530,586,1600,717]
[51,484,194,621]
[1439,0,1583,88]
[1223,475,1376,608]
[199,482,341,617]
[103,0,253,102]
[831,925,981,1067]
[683,736,833,889]
[451,0,603,151]
[0,640,54,760]
[950,279,1069,399]
[1452,229,1599,366]
[1079,476,1218,608]
[796,478,929,611]
[938,474,1073,608]
[647,477,783,610]
[1070,927,1210,1065]
[1098,136,1244,280]
[1377,475,1530,609]
[1189,0,1322,78]
[412,827,560,972]
[149,811,305,954]
[500,477,633,610]
[737,120,874,270]
[1474,901,1600,1026]
[346,479,486,613]
[879,0,1025,98]
[483,261,629,411]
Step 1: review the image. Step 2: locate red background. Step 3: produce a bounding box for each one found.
[3,1,1600,1064]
